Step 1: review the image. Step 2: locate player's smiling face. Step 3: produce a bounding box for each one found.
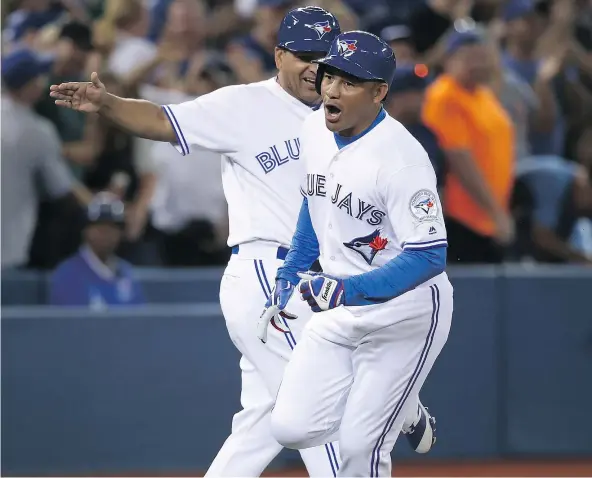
[320,66,388,137]
[275,48,326,105]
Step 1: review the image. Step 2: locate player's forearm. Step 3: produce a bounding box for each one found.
[277,198,320,284]
[343,247,446,306]
[99,93,175,143]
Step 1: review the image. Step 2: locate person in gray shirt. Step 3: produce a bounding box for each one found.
[1,49,90,269]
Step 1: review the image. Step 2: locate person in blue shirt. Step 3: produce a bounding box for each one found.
[50,192,145,307]
[512,157,592,264]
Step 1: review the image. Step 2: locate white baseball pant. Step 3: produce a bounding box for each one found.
[205,242,340,477]
[270,277,453,477]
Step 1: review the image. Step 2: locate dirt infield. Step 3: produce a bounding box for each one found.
[121,460,592,477]
[257,460,592,477]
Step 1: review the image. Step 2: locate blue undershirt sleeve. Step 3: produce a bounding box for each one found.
[276,197,320,284]
[343,246,446,306]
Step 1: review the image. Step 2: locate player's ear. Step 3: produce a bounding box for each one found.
[373,83,388,104]
[275,47,285,70]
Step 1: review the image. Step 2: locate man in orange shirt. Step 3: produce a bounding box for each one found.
[423,30,516,263]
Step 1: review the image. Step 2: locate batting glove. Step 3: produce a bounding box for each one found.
[297,272,345,312]
[257,279,298,343]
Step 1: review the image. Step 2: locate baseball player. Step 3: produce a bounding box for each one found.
[49,9,433,474]
[259,31,453,477]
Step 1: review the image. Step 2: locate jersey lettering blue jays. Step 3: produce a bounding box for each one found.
[299,108,448,279]
[305,173,386,225]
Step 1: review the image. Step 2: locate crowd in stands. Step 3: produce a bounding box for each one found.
[2,0,592,279]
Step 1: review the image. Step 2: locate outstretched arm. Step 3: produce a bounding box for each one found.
[50,72,175,143]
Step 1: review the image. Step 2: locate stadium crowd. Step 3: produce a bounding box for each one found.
[2,0,592,275]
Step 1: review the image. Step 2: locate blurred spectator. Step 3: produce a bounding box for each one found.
[225,0,294,83]
[423,30,515,263]
[149,141,230,267]
[73,72,158,250]
[1,48,91,270]
[407,0,476,68]
[49,192,146,307]
[2,0,64,53]
[485,24,556,163]
[502,0,592,156]
[385,66,445,187]
[128,0,210,92]
[298,0,359,31]
[512,156,592,263]
[95,0,157,80]
[371,20,417,65]
[35,21,94,177]
[338,0,390,28]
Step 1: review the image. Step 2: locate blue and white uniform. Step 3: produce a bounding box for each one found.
[269,106,453,477]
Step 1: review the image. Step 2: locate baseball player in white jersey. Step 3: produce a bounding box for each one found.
[258,31,453,477]
[50,9,435,475]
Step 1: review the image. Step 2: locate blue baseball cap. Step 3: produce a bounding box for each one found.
[389,66,429,94]
[1,49,53,90]
[277,6,341,54]
[445,29,486,55]
[314,31,397,92]
[503,0,537,22]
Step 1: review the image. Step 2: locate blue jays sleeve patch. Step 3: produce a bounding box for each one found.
[409,189,440,224]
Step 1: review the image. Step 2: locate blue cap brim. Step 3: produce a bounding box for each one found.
[314,55,379,81]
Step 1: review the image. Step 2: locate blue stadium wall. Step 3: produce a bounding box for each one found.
[2,266,592,475]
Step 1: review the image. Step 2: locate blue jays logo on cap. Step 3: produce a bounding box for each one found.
[305,20,333,39]
[337,39,358,57]
[344,229,388,265]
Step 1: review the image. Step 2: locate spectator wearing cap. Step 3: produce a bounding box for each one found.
[422,30,515,264]
[49,193,146,307]
[502,0,591,157]
[1,48,90,270]
[385,66,445,187]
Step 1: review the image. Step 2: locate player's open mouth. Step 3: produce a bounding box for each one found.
[325,104,342,123]
[303,77,316,87]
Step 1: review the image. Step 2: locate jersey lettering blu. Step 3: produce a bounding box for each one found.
[162,78,315,248]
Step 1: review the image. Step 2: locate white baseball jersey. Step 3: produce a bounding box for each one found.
[163,78,313,247]
[301,108,448,281]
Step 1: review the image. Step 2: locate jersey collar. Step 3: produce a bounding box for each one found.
[333,107,387,150]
